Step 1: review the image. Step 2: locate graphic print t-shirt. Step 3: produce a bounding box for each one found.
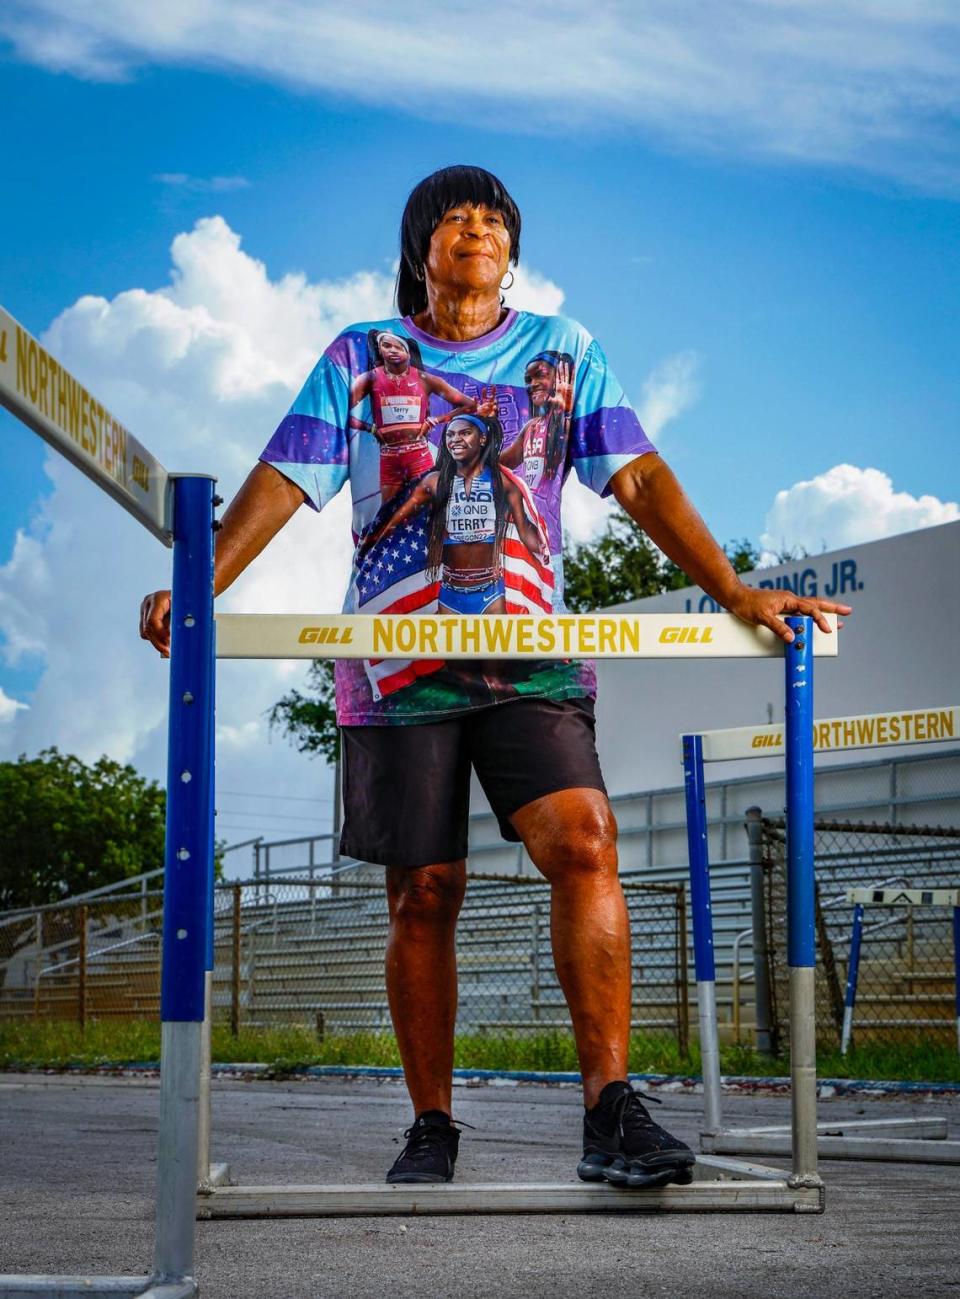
[260,311,657,725]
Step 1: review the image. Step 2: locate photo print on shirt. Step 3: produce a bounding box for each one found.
[260,311,656,723]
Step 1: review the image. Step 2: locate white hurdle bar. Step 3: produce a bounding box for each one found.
[195,610,830,1220]
[213,610,839,661]
[685,704,960,1166]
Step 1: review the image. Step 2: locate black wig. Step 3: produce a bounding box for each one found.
[396,166,521,317]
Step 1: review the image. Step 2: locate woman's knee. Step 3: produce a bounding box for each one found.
[525,792,619,881]
[387,862,466,924]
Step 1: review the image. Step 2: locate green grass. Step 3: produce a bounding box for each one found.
[1,1020,958,1083]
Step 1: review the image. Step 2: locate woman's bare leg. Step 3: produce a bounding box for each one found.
[385,860,467,1117]
[510,788,630,1108]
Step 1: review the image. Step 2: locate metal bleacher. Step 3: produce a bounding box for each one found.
[212,877,686,1040]
[2,748,956,1042]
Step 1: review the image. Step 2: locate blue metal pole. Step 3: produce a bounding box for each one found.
[841,903,864,1056]
[196,539,219,1187]
[683,735,715,984]
[153,473,215,1287]
[785,616,816,972]
[206,626,216,974]
[683,733,722,1133]
[161,475,216,1022]
[784,614,819,1185]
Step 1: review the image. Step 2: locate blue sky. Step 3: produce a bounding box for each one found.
[1,2,958,844]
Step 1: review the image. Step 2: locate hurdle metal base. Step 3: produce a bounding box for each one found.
[702,1117,960,1164]
[196,1155,824,1218]
[0,1279,196,1298]
[198,1162,231,1191]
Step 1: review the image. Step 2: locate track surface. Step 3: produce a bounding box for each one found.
[1,1073,958,1298]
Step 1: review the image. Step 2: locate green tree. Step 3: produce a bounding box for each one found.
[0,749,167,909]
[562,512,760,612]
[268,660,339,764]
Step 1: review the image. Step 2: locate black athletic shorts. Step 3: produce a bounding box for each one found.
[339,696,607,868]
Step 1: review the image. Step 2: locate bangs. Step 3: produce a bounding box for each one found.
[402,165,521,267]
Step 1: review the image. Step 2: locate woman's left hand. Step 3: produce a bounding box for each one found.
[727,584,851,644]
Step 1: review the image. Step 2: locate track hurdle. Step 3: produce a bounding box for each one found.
[840,885,960,1056]
[0,302,835,1292]
[194,609,833,1219]
[683,703,960,1166]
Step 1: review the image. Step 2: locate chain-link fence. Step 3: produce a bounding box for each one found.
[762,818,960,1050]
[0,875,688,1056]
[0,892,163,1024]
[210,876,687,1052]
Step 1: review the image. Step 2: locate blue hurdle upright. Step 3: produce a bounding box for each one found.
[683,687,960,1165]
[684,618,820,1186]
[1,303,220,1296]
[840,885,960,1059]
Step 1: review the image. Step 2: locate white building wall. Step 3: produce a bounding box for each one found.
[593,520,959,794]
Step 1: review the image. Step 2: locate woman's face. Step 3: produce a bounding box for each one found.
[525,360,556,407]
[379,335,410,368]
[424,204,511,298]
[446,418,485,466]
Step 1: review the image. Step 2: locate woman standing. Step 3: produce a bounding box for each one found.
[500,349,574,491]
[349,329,492,502]
[141,164,848,1191]
[358,413,549,615]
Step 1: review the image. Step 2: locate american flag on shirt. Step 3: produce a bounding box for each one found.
[354,468,555,702]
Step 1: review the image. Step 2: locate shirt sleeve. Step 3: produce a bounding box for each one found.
[259,346,351,512]
[569,337,657,497]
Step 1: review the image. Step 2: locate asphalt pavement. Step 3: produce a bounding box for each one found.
[1,1072,958,1298]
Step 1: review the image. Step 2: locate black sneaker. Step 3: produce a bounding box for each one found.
[386,1110,460,1184]
[577,1080,695,1189]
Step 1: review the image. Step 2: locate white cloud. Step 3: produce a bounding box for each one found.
[561,350,702,544]
[501,265,566,317]
[0,687,28,724]
[638,350,701,441]
[560,484,615,549]
[154,173,251,193]
[3,2,960,191]
[761,463,959,559]
[0,529,52,664]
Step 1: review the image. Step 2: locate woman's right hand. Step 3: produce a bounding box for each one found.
[140,589,172,658]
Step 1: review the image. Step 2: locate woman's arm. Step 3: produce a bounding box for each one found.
[139,462,307,657]
[358,476,437,560]
[503,478,549,565]
[348,372,376,433]
[420,378,497,435]
[424,374,475,411]
[349,370,374,409]
[610,453,851,642]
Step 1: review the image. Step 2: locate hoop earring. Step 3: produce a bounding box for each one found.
[415,264,425,282]
[500,271,515,291]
